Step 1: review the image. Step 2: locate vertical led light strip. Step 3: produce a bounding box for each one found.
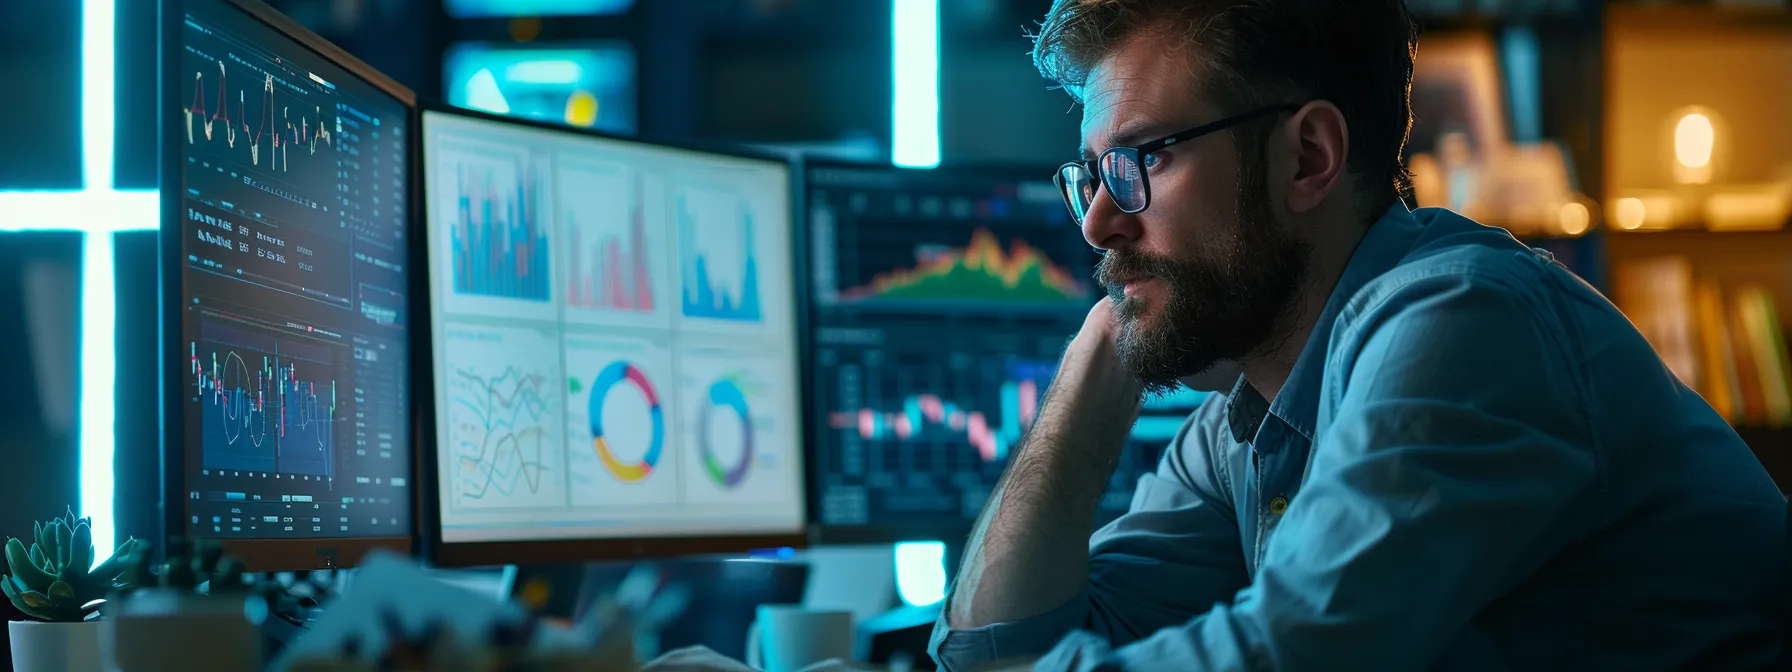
[890,0,945,605]
[891,0,940,168]
[81,0,121,564]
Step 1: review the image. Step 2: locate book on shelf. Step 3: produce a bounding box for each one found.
[1614,255,1792,428]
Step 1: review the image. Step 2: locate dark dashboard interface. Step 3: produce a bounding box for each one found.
[177,0,411,539]
[806,165,1208,536]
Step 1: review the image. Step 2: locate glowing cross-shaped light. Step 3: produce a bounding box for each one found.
[0,0,159,564]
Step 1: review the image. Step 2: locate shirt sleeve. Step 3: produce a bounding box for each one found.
[1030,269,1601,672]
[930,397,1251,672]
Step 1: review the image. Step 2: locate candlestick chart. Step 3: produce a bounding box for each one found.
[191,325,338,478]
[826,359,1051,465]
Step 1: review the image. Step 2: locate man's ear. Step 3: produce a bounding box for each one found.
[1281,101,1349,214]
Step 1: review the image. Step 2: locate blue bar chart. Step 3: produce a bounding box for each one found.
[450,161,551,302]
[677,190,763,322]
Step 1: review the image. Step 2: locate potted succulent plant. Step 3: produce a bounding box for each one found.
[3,508,147,672]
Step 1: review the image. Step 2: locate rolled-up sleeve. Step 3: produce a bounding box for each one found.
[930,398,1251,671]
[1025,269,1600,671]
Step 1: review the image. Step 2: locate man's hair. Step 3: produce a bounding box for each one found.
[1033,0,1418,214]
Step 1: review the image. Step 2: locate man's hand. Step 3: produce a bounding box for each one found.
[1074,297,1121,350]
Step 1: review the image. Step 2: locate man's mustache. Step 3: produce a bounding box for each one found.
[1095,249,1180,290]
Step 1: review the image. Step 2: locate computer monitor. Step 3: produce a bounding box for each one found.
[418,104,808,567]
[803,160,1210,544]
[159,0,418,570]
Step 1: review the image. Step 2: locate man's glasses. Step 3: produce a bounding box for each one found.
[1054,104,1302,224]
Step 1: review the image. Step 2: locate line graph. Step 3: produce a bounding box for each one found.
[191,323,337,478]
[444,327,565,510]
[185,60,335,172]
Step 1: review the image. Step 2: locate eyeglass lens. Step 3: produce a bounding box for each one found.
[1099,150,1146,213]
[1059,151,1149,224]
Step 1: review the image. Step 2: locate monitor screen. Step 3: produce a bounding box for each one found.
[174,0,413,543]
[421,110,806,547]
[804,163,1209,539]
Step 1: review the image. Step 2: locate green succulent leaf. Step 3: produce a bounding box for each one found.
[33,523,50,559]
[16,588,50,609]
[91,540,134,581]
[111,543,150,590]
[2,573,25,611]
[67,522,93,581]
[28,544,46,571]
[47,581,75,601]
[54,520,72,569]
[6,538,56,591]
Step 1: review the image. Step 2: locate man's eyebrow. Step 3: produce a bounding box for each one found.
[1079,122,1174,161]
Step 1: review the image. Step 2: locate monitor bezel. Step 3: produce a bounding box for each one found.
[797,157,1083,547]
[159,0,421,571]
[413,101,812,568]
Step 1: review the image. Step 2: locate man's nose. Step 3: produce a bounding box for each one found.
[1081,187,1142,251]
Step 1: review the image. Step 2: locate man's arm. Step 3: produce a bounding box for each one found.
[1029,271,1600,671]
[931,303,1254,672]
[946,300,1144,631]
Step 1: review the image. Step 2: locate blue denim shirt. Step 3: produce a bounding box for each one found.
[930,205,1788,671]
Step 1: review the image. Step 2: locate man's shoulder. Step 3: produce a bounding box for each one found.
[1347,210,1565,324]
[1395,210,1551,287]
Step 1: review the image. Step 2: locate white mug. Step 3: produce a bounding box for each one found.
[744,604,855,672]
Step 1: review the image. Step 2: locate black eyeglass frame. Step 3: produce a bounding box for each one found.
[1054,103,1304,221]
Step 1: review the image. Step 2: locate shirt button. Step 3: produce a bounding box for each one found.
[1268,496,1289,515]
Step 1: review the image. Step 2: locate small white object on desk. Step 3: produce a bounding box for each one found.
[268,550,528,671]
[746,604,855,672]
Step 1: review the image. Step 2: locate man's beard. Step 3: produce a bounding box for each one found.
[1094,159,1310,395]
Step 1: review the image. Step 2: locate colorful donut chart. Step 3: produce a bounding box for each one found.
[590,361,663,483]
[699,377,754,488]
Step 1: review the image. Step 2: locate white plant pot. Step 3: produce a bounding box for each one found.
[100,589,260,672]
[9,619,104,672]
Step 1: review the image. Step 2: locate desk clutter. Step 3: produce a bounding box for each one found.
[3,510,936,671]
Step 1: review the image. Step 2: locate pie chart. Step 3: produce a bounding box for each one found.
[590,361,663,482]
[699,377,753,488]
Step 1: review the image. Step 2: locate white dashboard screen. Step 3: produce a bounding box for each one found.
[422,110,805,543]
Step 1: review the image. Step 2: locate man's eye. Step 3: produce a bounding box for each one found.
[1142,153,1163,170]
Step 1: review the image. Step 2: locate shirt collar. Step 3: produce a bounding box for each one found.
[1223,203,1427,444]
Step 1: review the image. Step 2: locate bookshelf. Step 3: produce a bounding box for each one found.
[1593,4,1792,489]
[1415,3,1792,489]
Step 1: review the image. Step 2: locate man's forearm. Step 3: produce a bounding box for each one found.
[947,335,1141,630]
